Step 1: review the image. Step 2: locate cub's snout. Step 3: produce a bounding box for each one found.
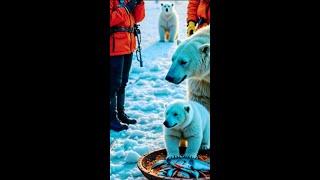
[165,75,174,83]
[163,121,169,128]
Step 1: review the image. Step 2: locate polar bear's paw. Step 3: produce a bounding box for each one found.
[200,144,210,150]
[182,154,197,159]
[166,155,182,160]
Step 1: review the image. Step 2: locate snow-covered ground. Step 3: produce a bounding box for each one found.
[110,1,189,179]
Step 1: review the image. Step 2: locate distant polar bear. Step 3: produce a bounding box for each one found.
[165,26,210,111]
[163,100,210,159]
[158,3,179,42]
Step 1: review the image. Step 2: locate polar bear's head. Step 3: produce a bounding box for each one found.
[165,26,210,84]
[163,100,191,129]
[161,3,175,15]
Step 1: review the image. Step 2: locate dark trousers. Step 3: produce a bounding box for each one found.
[109,53,133,119]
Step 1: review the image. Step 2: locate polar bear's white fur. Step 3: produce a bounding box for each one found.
[158,3,179,42]
[163,100,210,159]
[165,26,210,111]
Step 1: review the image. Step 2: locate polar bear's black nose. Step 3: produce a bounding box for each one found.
[165,75,174,83]
[165,8,168,12]
[163,121,169,127]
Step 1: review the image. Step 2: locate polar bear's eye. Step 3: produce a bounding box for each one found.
[180,60,187,65]
[173,113,178,116]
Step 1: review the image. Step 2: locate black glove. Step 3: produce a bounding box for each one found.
[124,0,137,13]
[136,0,143,4]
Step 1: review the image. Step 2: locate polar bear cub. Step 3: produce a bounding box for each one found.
[163,100,210,159]
[158,3,179,42]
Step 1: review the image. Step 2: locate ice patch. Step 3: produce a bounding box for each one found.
[125,150,141,164]
[173,93,185,99]
[123,139,139,150]
[139,72,154,79]
[110,163,123,174]
[133,145,150,156]
[153,88,172,96]
[140,103,160,112]
[129,167,143,177]
[139,118,148,124]
[110,150,126,159]
[136,80,146,86]
[150,64,161,72]
[128,130,145,139]
[131,66,144,74]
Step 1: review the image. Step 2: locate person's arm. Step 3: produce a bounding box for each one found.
[187,0,200,23]
[110,0,130,27]
[186,0,200,36]
[132,0,145,23]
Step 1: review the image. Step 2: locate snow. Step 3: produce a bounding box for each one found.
[110,1,188,179]
[133,145,150,156]
[125,150,141,163]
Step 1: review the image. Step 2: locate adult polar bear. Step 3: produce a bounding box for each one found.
[158,3,179,42]
[165,25,210,112]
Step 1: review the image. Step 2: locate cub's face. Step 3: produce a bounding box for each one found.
[163,102,190,129]
[161,3,174,14]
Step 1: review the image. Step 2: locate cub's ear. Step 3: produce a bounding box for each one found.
[164,103,168,108]
[171,3,174,6]
[199,43,210,60]
[161,3,163,6]
[184,106,190,113]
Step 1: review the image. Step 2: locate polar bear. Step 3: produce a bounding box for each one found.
[158,3,179,42]
[163,100,210,159]
[165,26,210,111]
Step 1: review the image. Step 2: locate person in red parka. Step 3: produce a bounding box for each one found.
[186,0,210,37]
[110,0,145,131]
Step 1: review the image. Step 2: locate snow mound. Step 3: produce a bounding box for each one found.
[150,64,161,72]
[128,130,146,139]
[123,139,139,150]
[125,150,141,164]
[110,163,123,174]
[140,103,160,112]
[153,88,172,96]
[110,150,126,159]
[133,145,150,156]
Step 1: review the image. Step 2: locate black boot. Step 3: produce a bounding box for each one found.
[110,91,128,131]
[117,110,137,125]
[110,112,128,131]
[117,84,137,125]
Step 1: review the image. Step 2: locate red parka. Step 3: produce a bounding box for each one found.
[187,0,210,29]
[110,0,145,56]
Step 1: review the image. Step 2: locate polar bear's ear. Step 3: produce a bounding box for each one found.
[184,106,190,113]
[199,43,210,56]
[199,43,210,61]
[171,3,174,6]
[161,3,163,6]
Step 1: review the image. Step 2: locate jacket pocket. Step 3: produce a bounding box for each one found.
[113,32,129,53]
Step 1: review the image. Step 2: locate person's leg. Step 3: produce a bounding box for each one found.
[117,53,137,124]
[109,55,128,131]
